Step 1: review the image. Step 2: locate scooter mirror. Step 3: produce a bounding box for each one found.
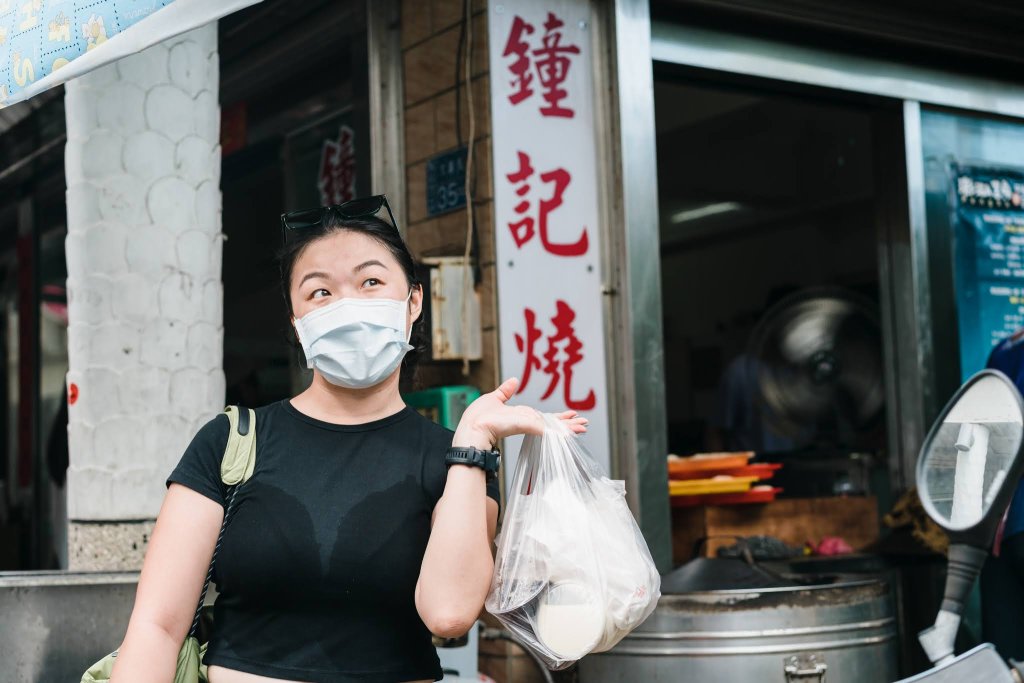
[917,369,1024,540]
[915,370,1024,666]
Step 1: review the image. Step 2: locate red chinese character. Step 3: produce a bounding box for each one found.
[318,125,356,205]
[505,151,588,256]
[514,307,543,390]
[537,167,588,256]
[506,151,536,247]
[532,13,579,118]
[502,16,535,106]
[515,301,596,411]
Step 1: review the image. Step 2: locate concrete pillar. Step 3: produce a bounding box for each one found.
[62,24,225,570]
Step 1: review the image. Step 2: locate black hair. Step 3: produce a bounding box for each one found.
[277,214,426,378]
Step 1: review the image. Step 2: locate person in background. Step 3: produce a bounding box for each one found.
[981,328,1024,659]
[706,285,805,454]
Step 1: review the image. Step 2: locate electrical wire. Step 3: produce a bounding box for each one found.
[460,0,476,375]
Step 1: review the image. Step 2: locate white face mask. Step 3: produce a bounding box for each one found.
[293,291,414,389]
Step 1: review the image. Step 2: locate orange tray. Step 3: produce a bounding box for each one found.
[670,462,782,481]
[667,452,754,477]
[671,486,783,507]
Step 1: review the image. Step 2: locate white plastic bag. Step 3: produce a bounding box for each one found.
[485,413,661,669]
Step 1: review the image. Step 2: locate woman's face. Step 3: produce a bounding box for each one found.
[289,229,422,331]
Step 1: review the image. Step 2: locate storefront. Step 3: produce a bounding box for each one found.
[3,0,1024,679]
[639,7,1024,540]
[476,0,1024,677]
[603,1,1024,676]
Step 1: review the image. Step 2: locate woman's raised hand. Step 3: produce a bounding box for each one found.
[452,377,588,449]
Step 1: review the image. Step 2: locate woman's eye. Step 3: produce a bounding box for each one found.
[362,278,381,288]
[311,288,330,299]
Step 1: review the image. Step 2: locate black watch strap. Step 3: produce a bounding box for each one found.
[446,446,501,478]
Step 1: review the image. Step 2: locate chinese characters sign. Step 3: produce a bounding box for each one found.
[952,165,1024,379]
[285,110,364,212]
[506,151,589,255]
[515,300,596,410]
[502,12,580,118]
[489,0,610,480]
[318,124,356,206]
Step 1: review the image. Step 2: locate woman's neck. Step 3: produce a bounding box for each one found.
[290,372,406,425]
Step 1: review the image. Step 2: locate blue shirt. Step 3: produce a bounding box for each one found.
[985,331,1024,540]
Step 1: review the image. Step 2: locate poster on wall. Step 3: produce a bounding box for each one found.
[0,0,262,108]
[488,0,611,485]
[952,164,1024,380]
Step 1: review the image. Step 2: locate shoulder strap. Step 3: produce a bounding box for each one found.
[221,406,257,486]
[188,406,257,640]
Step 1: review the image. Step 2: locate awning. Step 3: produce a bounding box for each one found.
[1,0,263,109]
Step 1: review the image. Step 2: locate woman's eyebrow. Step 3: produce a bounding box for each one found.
[298,271,331,287]
[354,259,388,273]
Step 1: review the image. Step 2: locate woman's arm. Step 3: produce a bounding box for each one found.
[415,459,498,638]
[110,484,222,682]
[415,378,587,637]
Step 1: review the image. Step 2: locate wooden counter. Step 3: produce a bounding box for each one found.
[671,496,879,566]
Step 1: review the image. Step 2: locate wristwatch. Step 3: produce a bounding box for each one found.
[445,446,501,480]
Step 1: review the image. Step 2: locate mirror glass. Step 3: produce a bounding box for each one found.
[921,375,1024,530]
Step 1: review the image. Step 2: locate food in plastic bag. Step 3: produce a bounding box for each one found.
[485,413,661,669]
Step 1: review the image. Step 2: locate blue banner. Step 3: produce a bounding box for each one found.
[0,0,262,109]
[952,165,1024,379]
[1,1,173,105]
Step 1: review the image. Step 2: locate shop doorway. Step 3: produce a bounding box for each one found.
[218,0,373,406]
[655,72,891,496]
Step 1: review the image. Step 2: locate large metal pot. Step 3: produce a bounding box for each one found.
[579,572,898,682]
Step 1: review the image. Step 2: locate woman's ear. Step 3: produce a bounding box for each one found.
[409,284,424,323]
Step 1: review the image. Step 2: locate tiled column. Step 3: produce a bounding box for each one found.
[63,24,225,570]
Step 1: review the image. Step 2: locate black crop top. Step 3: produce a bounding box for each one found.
[165,399,500,683]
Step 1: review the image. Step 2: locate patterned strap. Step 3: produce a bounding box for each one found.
[188,482,239,638]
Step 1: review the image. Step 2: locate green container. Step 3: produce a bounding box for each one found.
[403,385,480,430]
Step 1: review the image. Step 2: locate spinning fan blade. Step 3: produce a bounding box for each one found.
[749,288,885,442]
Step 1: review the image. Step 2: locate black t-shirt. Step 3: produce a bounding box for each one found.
[165,399,500,683]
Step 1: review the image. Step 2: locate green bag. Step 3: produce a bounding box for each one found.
[82,406,257,683]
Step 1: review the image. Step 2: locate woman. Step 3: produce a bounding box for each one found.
[109,196,588,682]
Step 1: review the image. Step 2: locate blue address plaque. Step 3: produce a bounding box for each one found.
[426,147,468,217]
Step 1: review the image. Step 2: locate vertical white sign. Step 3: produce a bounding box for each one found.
[488,1,611,484]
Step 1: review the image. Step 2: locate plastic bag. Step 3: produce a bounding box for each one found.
[485,413,661,669]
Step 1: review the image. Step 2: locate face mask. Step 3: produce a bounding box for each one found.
[293,291,414,389]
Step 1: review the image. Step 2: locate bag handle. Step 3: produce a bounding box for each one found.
[187,406,256,640]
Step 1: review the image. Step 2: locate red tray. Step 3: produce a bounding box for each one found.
[670,462,782,481]
[671,487,783,507]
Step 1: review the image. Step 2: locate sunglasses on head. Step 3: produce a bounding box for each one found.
[279,195,399,240]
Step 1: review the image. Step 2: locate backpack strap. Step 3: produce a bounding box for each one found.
[188,406,257,640]
[221,406,257,486]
